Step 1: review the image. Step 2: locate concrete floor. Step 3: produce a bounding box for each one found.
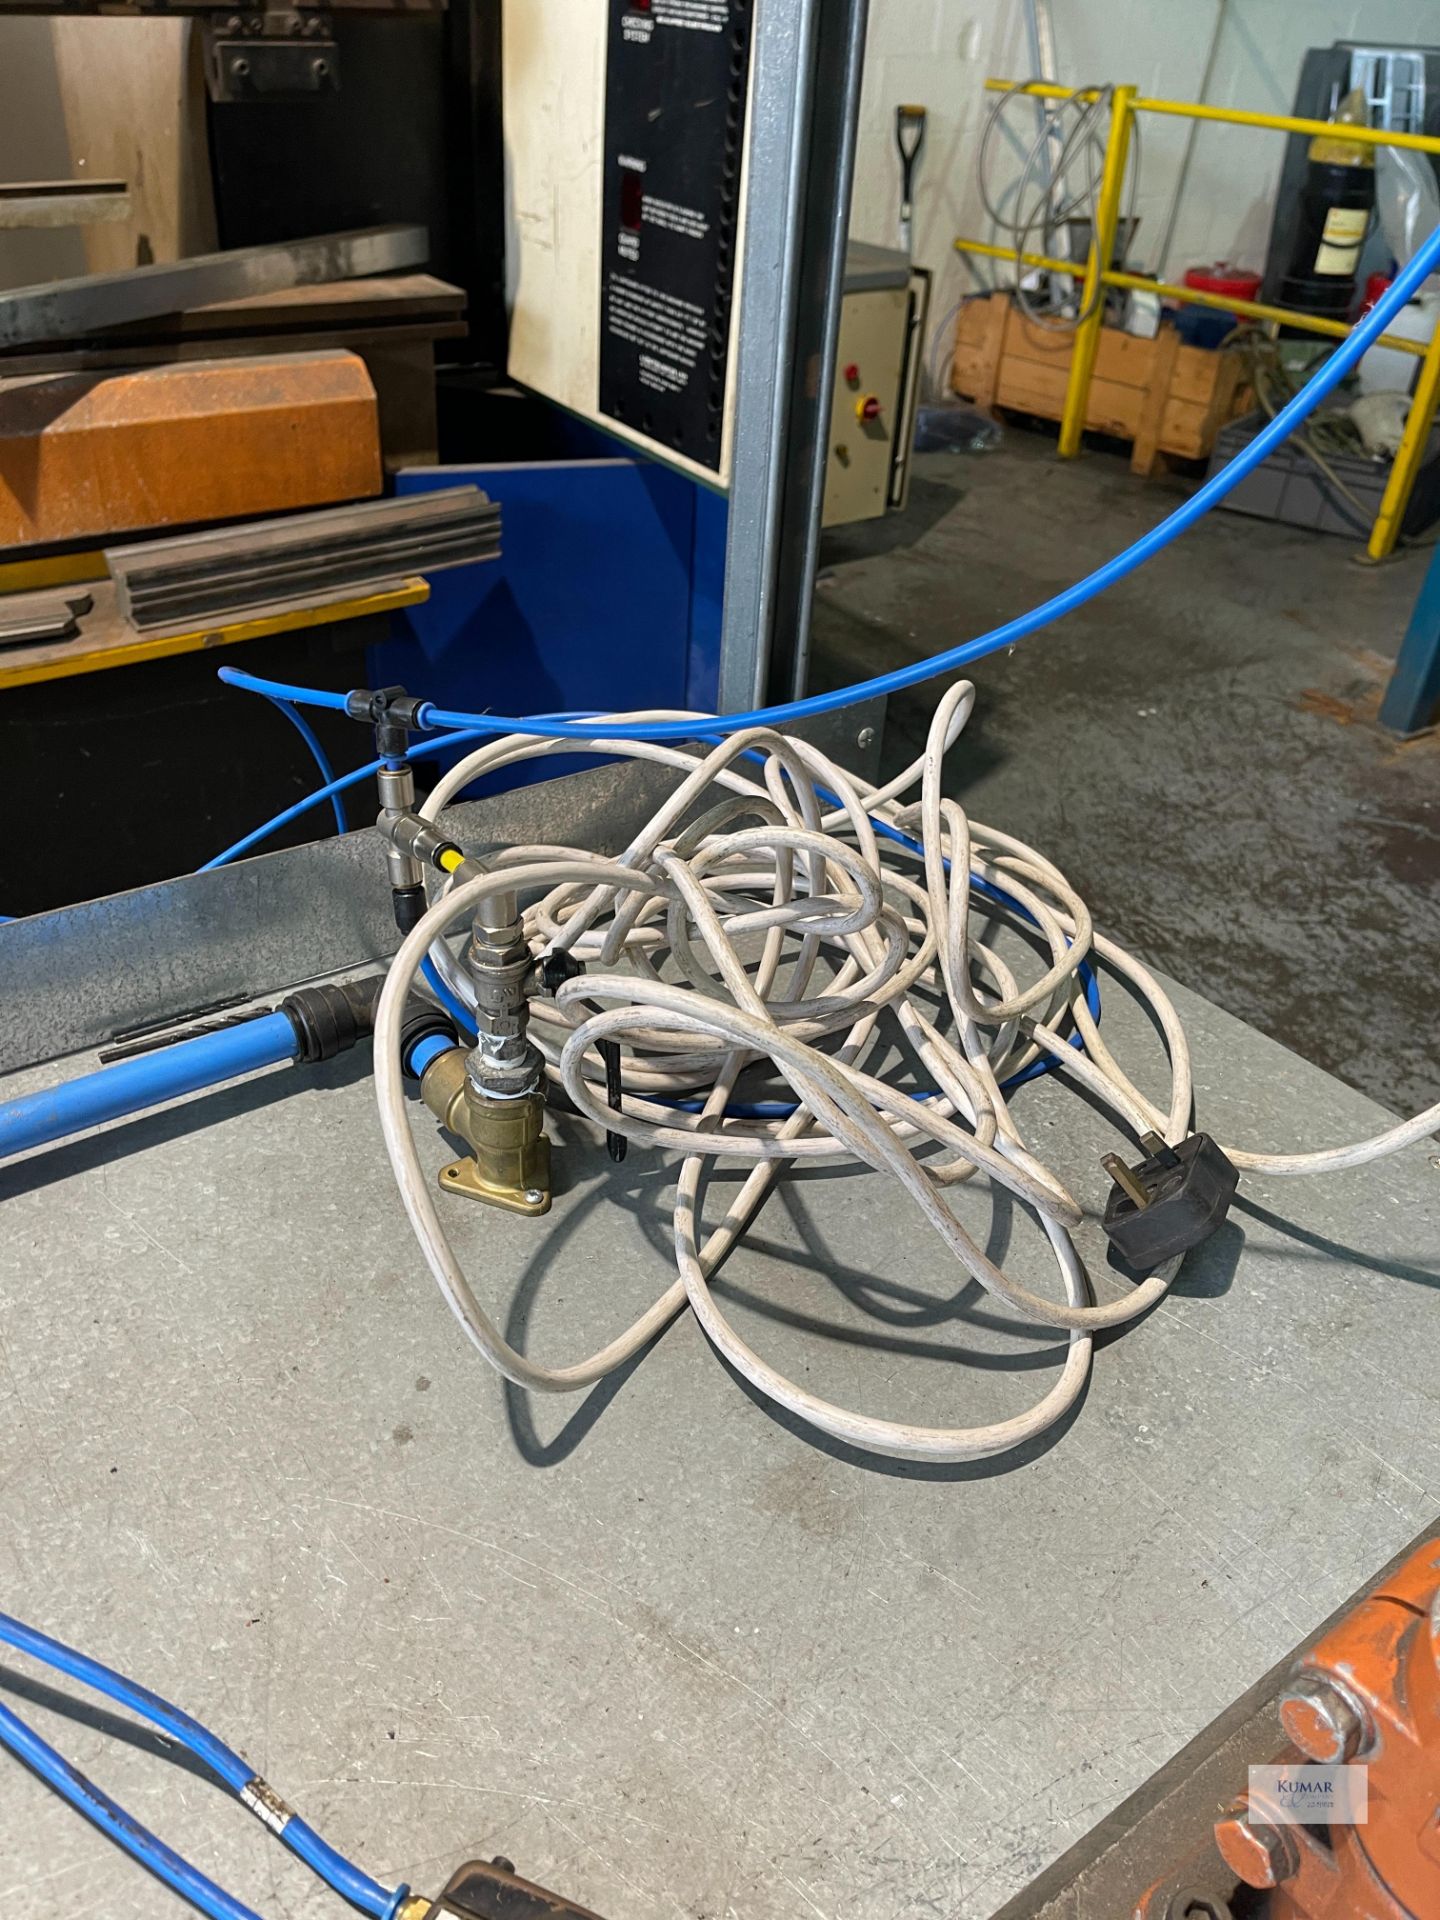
[812,432,1440,1118]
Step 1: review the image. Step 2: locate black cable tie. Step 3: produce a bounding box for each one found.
[598,1039,627,1162]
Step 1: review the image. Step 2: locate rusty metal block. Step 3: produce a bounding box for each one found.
[0,349,381,549]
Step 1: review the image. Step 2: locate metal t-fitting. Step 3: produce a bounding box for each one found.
[377,765,424,894]
[345,683,427,760]
[377,808,460,876]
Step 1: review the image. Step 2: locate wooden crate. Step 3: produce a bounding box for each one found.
[952,293,1252,475]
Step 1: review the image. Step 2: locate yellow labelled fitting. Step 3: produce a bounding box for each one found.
[420,1047,551,1216]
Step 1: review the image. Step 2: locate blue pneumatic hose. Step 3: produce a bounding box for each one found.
[0,1610,404,1920]
[212,213,1440,748]
[421,954,477,1039]
[262,694,348,837]
[200,725,501,871]
[0,1696,264,1920]
[408,1029,462,1077]
[198,758,383,870]
[0,1012,299,1163]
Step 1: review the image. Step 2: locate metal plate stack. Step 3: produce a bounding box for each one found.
[105,486,501,634]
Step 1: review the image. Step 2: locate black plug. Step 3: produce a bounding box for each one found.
[422,1853,609,1918]
[1101,1130,1238,1269]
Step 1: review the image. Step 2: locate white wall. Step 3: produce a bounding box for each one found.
[851,0,1440,374]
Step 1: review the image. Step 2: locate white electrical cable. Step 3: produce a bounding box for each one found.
[370,686,1440,1462]
[977,81,1143,330]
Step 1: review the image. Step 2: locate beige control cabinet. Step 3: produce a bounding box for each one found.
[823,244,927,527]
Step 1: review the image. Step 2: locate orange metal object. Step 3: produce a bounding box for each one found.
[0,350,381,549]
[1213,1538,1440,1919]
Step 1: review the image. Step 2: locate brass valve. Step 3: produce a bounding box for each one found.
[420,1046,551,1217]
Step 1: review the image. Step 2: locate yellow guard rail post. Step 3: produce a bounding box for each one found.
[1057,83,1135,458]
[959,79,1440,560]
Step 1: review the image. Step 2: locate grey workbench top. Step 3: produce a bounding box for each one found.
[0,971,1436,1920]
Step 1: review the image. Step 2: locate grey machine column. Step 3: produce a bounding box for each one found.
[717,0,872,712]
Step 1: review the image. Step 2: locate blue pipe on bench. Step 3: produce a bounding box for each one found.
[0,1012,299,1163]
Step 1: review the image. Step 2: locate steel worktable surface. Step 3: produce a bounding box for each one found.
[0,971,1436,1920]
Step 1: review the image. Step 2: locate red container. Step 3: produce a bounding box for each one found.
[1183,262,1263,317]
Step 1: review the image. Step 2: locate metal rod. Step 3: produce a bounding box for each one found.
[1057,86,1134,459]
[1152,0,1229,279]
[1021,0,1075,304]
[984,77,1440,157]
[0,179,130,230]
[0,225,428,350]
[951,236,1429,354]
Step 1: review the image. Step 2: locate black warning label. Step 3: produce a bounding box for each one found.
[598,0,752,469]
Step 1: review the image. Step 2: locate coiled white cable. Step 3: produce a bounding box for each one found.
[371,686,1440,1462]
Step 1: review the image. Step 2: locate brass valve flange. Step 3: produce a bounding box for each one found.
[420,1047,551,1216]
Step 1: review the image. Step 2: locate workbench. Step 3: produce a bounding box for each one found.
[0,778,1436,1920]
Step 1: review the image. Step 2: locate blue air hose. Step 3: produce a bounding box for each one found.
[421,954,477,1039]
[261,694,349,838]
[212,214,1440,750]
[0,1012,300,1162]
[200,725,500,871]
[0,1696,264,1920]
[0,1610,406,1920]
[199,758,382,870]
[408,1028,462,1077]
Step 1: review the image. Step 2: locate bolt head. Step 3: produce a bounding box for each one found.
[523,1189,544,1207]
[856,726,876,750]
[1213,1811,1296,1889]
[1162,1893,1229,1920]
[1280,1674,1365,1762]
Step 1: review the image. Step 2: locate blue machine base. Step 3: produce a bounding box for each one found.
[369,445,726,794]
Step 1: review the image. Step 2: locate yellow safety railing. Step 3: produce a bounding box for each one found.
[954,79,1440,560]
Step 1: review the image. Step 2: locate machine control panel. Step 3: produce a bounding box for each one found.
[598,0,753,470]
